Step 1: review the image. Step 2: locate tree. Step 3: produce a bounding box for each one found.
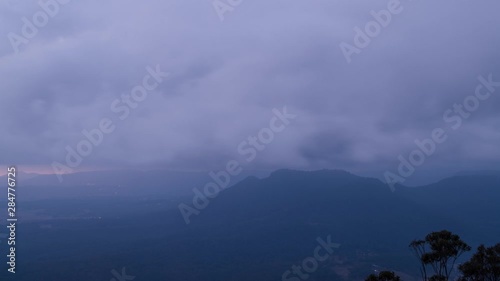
[409,230,471,281]
[459,243,500,281]
[365,271,401,281]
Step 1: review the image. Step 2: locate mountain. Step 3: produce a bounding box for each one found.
[399,173,500,245]
[3,169,499,281]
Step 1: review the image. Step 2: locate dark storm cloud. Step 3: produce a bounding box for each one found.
[1,0,499,180]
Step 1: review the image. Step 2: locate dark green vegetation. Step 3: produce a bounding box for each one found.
[366,271,401,281]
[459,243,500,281]
[410,230,470,281]
[366,230,500,281]
[0,170,498,280]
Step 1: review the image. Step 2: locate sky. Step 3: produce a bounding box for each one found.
[0,0,499,183]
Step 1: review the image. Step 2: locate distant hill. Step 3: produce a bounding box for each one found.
[399,173,500,245]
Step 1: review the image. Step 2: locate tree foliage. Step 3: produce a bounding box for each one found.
[364,230,500,281]
[409,230,471,281]
[458,243,500,281]
[365,271,401,281]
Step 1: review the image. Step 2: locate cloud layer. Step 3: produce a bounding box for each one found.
[1,0,499,183]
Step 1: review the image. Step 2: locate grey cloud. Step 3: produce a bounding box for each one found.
[0,0,499,182]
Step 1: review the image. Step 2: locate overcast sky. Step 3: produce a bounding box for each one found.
[1,0,499,183]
